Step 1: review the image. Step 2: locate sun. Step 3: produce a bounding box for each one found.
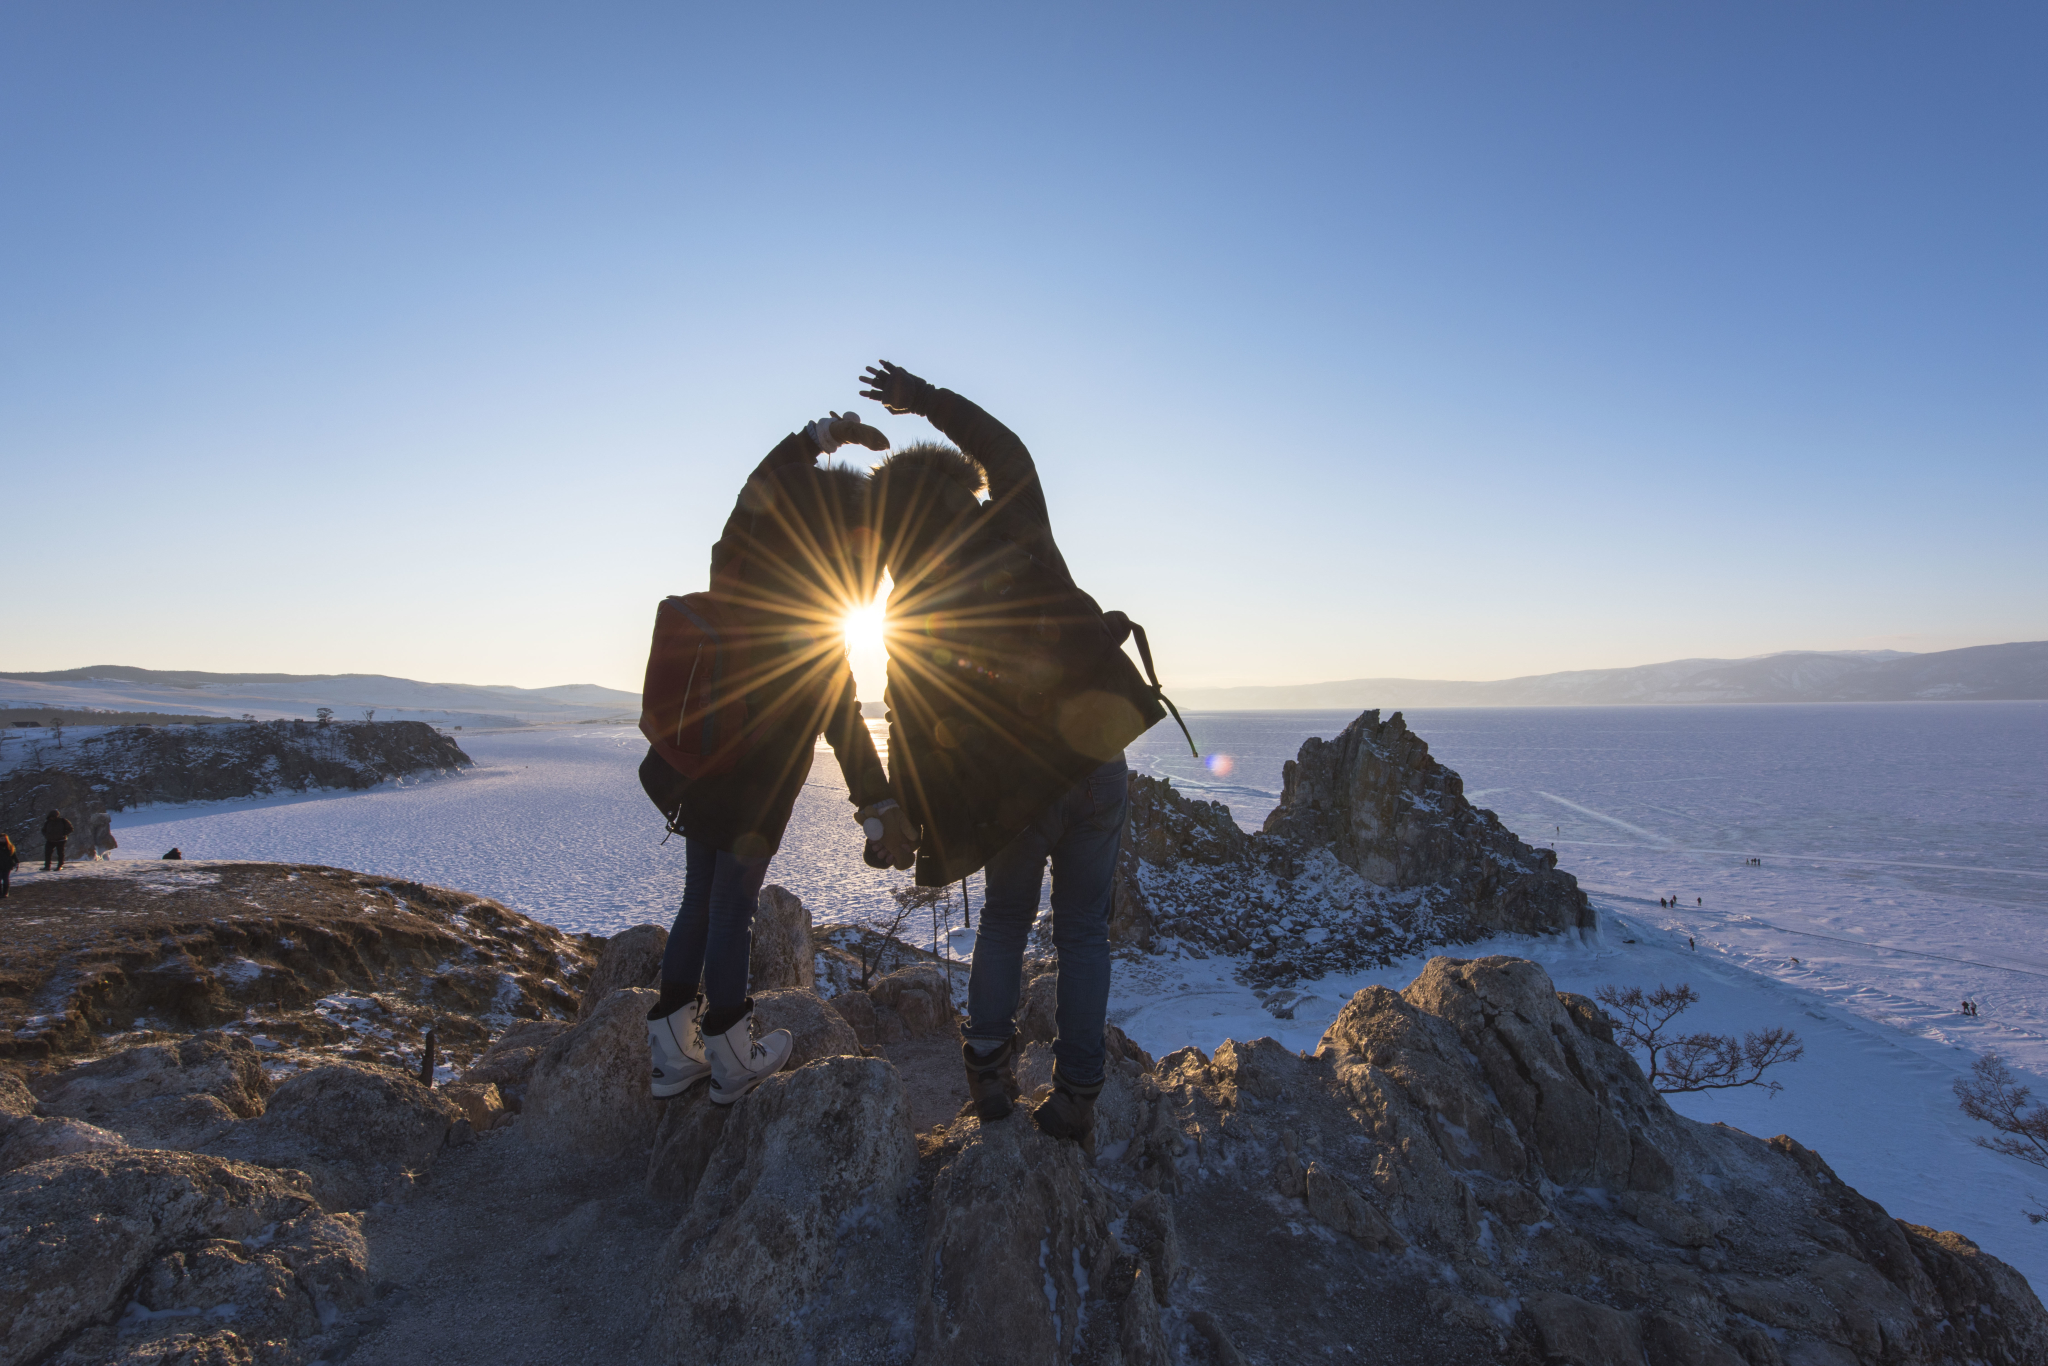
[842,592,888,655]
[840,575,893,702]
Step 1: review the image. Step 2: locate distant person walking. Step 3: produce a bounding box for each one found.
[40,809,72,871]
[0,834,16,897]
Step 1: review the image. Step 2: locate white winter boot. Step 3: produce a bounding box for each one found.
[647,998,711,1098]
[702,1000,793,1105]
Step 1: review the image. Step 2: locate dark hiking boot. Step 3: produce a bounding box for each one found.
[1032,1065,1102,1156]
[963,1037,1021,1121]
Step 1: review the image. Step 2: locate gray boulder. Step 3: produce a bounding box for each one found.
[867,966,956,1039]
[750,884,813,992]
[577,923,667,1021]
[522,987,661,1160]
[829,990,881,1047]
[0,1115,126,1175]
[34,1033,272,1125]
[208,1060,466,1210]
[751,988,860,1068]
[459,1017,572,1112]
[0,1149,365,1366]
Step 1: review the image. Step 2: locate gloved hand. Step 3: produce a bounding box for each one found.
[858,802,920,871]
[807,411,890,455]
[858,360,935,417]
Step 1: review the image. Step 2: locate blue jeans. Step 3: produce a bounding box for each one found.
[965,757,1129,1087]
[660,838,771,1015]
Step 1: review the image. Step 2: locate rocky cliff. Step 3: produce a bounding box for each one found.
[0,720,470,861]
[1114,709,1594,985]
[2,863,2040,1366]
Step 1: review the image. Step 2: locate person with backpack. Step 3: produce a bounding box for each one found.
[637,410,919,1105]
[858,360,1179,1148]
[41,809,73,871]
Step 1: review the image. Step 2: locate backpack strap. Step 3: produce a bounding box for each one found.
[1104,612,1199,759]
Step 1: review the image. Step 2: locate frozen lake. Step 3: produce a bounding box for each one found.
[65,700,2048,1288]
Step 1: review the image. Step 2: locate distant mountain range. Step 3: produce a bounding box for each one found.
[1171,641,2048,710]
[0,667,641,728]
[4,641,2043,726]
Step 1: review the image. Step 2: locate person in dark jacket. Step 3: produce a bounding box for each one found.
[638,410,918,1105]
[41,810,73,871]
[859,360,1167,1147]
[0,834,16,897]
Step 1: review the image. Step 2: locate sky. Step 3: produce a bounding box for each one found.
[2,2,2042,696]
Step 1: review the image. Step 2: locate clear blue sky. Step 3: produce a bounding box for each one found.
[3,2,2041,695]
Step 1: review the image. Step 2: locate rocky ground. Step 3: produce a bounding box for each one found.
[4,861,2043,1365]
[1,720,471,859]
[1112,709,1597,987]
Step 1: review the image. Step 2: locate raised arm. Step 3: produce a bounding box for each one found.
[746,411,890,482]
[713,413,890,579]
[859,361,1066,574]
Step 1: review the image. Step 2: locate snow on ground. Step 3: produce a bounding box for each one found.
[21,701,2045,1289]
[83,722,927,941]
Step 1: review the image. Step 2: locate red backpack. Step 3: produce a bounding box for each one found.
[638,592,756,781]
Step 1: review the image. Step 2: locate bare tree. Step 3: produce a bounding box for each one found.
[1595,982,1805,1096]
[1955,1052,2048,1223]
[853,894,920,992]
[315,707,333,727]
[888,884,953,965]
[51,718,64,749]
[362,708,376,723]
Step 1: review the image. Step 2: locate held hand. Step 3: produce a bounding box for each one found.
[875,805,920,871]
[828,412,891,452]
[858,360,931,416]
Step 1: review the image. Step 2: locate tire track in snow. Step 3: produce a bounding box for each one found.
[1534,791,1677,846]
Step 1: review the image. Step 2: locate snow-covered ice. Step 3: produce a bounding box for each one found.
[33,699,2047,1289]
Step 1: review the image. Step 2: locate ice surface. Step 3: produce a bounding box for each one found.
[29,700,2045,1289]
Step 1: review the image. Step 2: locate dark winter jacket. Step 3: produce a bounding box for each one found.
[880,386,1165,885]
[639,429,892,858]
[41,813,73,844]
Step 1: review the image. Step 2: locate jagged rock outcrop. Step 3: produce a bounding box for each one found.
[1119,955,2048,1364]
[1114,708,1595,985]
[625,954,2046,1366]
[653,1056,919,1365]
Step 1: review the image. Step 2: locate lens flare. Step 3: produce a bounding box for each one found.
[1204,753,1235,778]
[842,595,888,655]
